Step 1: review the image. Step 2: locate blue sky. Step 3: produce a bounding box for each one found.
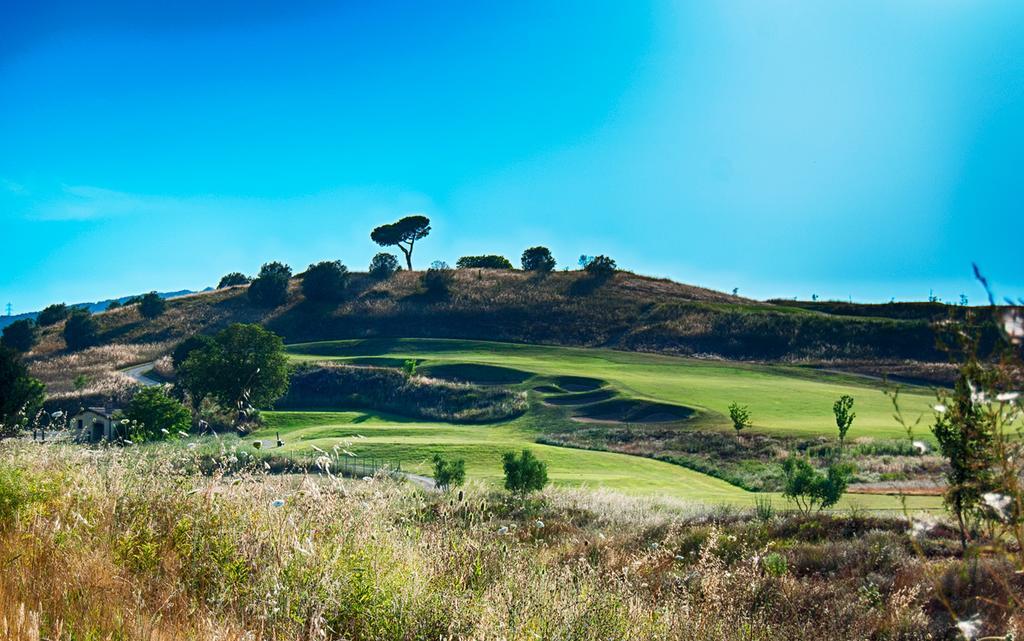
[2,0,1022,312]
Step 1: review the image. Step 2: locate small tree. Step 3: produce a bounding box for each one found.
[402,359,417,377]
[728,402,751,436]
[502,449,548,497]
[63,310,99,351]
[832,394,856,455]
[421,263,454,299]
[455,255,513,270]
[124,386,191,441]
[171,334,215,369]
[138,292,166,319]
[521,246,556,272]
[248,262,292,308]
[301,260,349,303]
[218,272,251,288]
[1,320,38,353]
[36,303,69,327]
[0,347,45,436]
[368,253,400,279]
[781,456,853,514]
[432,454,466,491]
[370,215,431,270]
[582,255,617,277]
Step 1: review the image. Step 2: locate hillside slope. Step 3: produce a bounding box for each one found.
[29,270,948,365]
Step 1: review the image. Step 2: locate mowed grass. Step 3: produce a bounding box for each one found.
[287,338,938,439]
[255,411,940,511]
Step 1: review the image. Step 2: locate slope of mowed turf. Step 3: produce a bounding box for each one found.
[256,411,940,511]
[287,338,937,440]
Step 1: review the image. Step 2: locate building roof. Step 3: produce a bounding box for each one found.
[74,407,117,419]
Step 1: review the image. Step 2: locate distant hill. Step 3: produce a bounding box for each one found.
[0,289,208,330]
[25,270,989,364]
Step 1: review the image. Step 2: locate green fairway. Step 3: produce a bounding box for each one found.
[287,338,938,439]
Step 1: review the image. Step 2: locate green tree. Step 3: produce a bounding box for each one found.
[301,260,349,303]
[124,386,191,441]
[728,402,751,436]
[432,454,466,491]
[218,272,251,288]
[455,255,513,270]
[171,334,215,369]
[178,323,290,411]
[521,246,556,272]
[370,215,431,270]
[63,310,99,351]
[931,361,997,549]
[781,456,853,514]
[1,320,38,353]
[137,291,166,319]
[247,262,292,307]
[502,449,548,497]
[106,300,123,311]
[0,347,45,437]
[582,255,617,277]
[832,394,856,455]
[36,303,69,327]
[368,253,400,279]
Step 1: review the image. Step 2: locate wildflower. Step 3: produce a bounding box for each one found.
[160,428,170,435]
[907,517,935,539]
[177,430,189,438]
[270,499,285,508]
[996,391,1020,403]
[933,404,947,414]
[535,520,544,529]
[187,442,198,450]
[362,476,373,481]
[968,381,988,406]
[51,410,64,418]
[311,445,327,454]
[1003,311,1024,344]
[956,615,982,640]
[983,492,1012,520]
[912,440,929,454]
[497,526,509,535]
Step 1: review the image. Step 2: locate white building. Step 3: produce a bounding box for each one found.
[71,407,123,442]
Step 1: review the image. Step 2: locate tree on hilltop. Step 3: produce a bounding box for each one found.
[138,292,166,319]
[368,253,400,279]
[247,262,292,308]
[63,310,99,351]
[521,246,556,272]
[301,260,349,303]
[370,215,431,270]
[456,255,513,270]
[218,272,251,288]
[36,303,69,327]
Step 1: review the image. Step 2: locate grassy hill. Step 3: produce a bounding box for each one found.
[30,269,956,365]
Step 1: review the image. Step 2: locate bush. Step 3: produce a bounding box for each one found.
[583,255,617,277]
[218,272,251,288]
[36,303,69,327]
[521,246,556,272]
[171,334,215,369]
[301,260,349,303]
[248,262,292,308]
[137,291,166,319]
[368,253,400,279]
[781,456,854,513]
[1,319,37,353]
[63,310,99,351]
[432,454,466,491]
[502,449,548,497]
[124,386,191,441]
[455,255,513,270]
[0,347,45,435]
[421,264,454,299]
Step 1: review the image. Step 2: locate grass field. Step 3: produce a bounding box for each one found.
[257,338,944,510]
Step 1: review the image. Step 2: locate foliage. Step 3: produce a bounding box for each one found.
[762,552,788,577]
[172,334,216,369]
[0,347,45,435]
[727,402,751,435]
[124,386,191,441]
[178,323,289,411]
[402,359,417,377]
[421,264,454,299]
[431,454,466,491]
[781,456,853,514]
[502,449,548,496]
[521,246,556,272]
[370,215,431,270]
[833,394,856,454]
[106,300,122,311]
[63,310,99,351]
[218,272,251,288]
[247,262,292,308]
[368,252,400,279]
[455,255,513,270]
[36,303,69,326]
[582,254,617,277]
[137,291,167,319]
[301,260,349,303]
[1,319,38,353]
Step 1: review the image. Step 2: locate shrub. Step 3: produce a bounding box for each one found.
[248,262,292,308]
[171,334,215,369]
[762,552,788,577]
[432,454,466,491]
[781,456,854,514]
[728,402,751,436]
[421,264,454,299]
[368,252,400,279]
[124,386,191,441]
[1,319,37,353]
[455,255,513,270]
[301,260,349,303]
[218,272,251,288]
[502,449,548,497]
[583,255,617,277]
[106,300,122,311]
[63,310,99,351]
[36,303,69,327]
[137,291,166,319]
[521,246,556,272]
[0,347,45,435]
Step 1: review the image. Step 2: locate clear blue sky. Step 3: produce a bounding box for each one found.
[2,0,1023,312]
